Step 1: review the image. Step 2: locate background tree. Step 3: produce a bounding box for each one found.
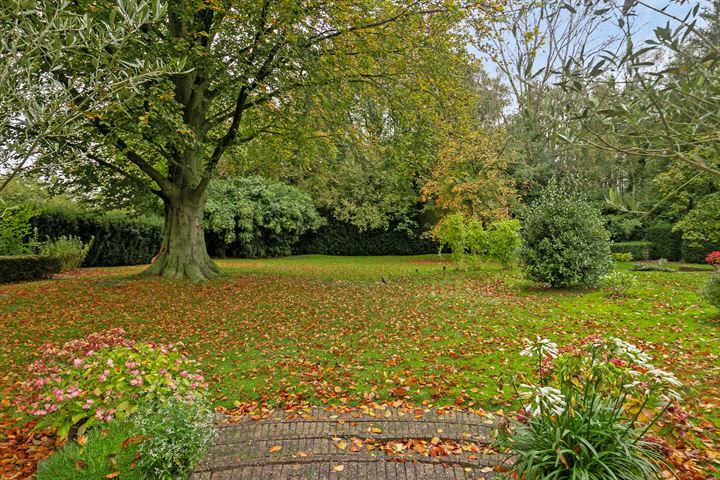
[10,0,504,281]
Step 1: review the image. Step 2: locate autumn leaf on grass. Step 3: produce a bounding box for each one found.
[105,472,121,479]
[269,445,282,453]
[121,435,145,449]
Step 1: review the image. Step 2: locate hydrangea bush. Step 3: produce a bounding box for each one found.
[505,336,684,479]
[19,328,207,439]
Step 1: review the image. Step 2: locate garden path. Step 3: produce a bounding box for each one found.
[191,407,506,480]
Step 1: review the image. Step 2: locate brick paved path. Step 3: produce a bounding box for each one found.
[191,408,507,480]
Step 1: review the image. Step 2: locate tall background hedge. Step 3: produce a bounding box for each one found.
[293,216,439,256]
[31,208,163,267]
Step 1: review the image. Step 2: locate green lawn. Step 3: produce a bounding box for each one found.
[1,255,718,424]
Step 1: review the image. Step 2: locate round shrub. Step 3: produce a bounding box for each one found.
[519,184,612,288]
[19,329,207,439]
[704,273,720,310]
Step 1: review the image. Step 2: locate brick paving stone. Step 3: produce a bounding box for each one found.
[191,408,505,480]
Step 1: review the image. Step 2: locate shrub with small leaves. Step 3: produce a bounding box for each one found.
[519,183,612,288]
[612,252,633,262]
[704,273,720,310]
[487,219,520,268]
[39,235,93,271]
[131,397,217,480]
[18,329,207,439]
[601,271,639,297]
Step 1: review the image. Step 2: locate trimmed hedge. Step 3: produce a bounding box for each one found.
[31,209,163,267]
[645,223,682,261]
[681,238,717,264]
[293,217,439,256]
[611,241,652,261]
[0,255,62,283]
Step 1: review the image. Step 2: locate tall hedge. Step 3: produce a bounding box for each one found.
[293,216,439,256]
[31,209,163,267]
[645,222,682,261]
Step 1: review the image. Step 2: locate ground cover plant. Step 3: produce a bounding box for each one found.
[0,255,718,478]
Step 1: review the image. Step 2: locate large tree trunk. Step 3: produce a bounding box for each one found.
[143,189,222,282]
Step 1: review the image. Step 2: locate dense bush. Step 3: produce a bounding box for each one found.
[32,207,163,266]
[132,398,217,479]
[707,250,720,267]
[19,328,207,439]
[704,273,720,310]
[0,255,61,283]
[0,204,37,255]
[601,271,639,297]
[645,222,682,261]
[519,184,612,288]
[36,399,216,480]
[205,176,325,258]
[611,252,633,262]
[604,213,643,242]
[505,337,681,480]
[294,215,439,256]
[427,213,469,260]
[39,236,93,271]
[610,241,652,261]
[487,219,521,267]
[675,192,720,264]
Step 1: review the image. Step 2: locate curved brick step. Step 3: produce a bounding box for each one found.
[191,407,508,480]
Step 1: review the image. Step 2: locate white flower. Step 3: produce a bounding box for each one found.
[519,384,566,416]
[647,368,682,387]
[520,337,559,359]
[610,337,653,368]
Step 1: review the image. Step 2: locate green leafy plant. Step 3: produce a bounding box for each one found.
[612,252,633,262]
[504,336,682,480]
[632,263,676,273]
[19,329,208,439]
[428,212,468,261]
[39,235,93,271]
[0,203,37,255]
[704,273,720,310]
[601,271,639,297]
[487,219,520,267]
[36,398,216,480]
[131,397,217,479]
[36,420,143,480]
[205,176,325,258]
[519,183,612,288]
[611,241,652,261]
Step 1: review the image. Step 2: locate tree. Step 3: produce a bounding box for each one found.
[9,0,500,281]
[0,0,175,193]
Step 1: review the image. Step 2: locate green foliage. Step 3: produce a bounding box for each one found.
[31,207,162,267]
[0,255,61,283]
[632,263,676,273]
[0,203,37,255]
[20,329,207,440]
[519,184,612,288]
[611,241,652,261]
[601,271,639,297]
[36,419,143,480]
[204,177,325,258]
[39,236,93,272]
[704,273,720,310]
[466,219,489,256]
[487,219,520,267]
[293,216,438,256]
[429,213,468,261]
[645,222,682,261]
[506,337,680,480]
[675,192,720,264]
[36,398,216,480]
[131,398,217,479]
[604,213,643,242]
[612,252,633,262]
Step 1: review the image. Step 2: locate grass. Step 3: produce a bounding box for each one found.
[0,255,718,425]
[35,421,142,480]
